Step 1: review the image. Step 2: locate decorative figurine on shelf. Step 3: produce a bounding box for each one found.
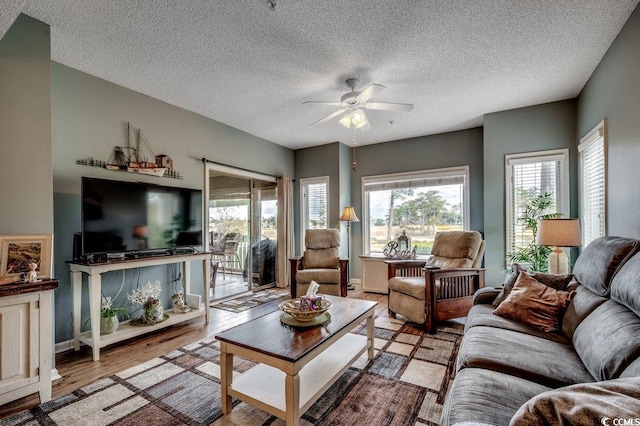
[26,261,39,282]
[171,291,191,314]
[128,280,165,325]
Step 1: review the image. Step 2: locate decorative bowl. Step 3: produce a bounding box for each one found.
[279,298,332,322]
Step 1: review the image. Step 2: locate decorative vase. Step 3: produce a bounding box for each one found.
[142,298,164,325]
[100,316,119,335]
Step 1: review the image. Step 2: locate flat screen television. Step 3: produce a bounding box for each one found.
[81,177,203,256]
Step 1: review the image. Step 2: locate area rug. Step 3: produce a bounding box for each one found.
[211,287,290,312]
[2,318,463,426]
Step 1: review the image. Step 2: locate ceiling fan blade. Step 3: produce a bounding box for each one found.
[365,102,414,112]
[303,101,343,107]
[309,109,347,127]
[356,84,386,101]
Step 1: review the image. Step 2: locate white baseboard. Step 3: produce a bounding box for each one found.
[350,278,362,284]
[55,339,77,354]
[51,368,61,381]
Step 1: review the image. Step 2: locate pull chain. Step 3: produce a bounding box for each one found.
[352,125,357,170]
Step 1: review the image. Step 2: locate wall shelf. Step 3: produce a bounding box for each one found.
[75,159,183,179]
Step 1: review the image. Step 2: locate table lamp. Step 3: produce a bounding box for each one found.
[535,219,582,274]
[339,207,359,291]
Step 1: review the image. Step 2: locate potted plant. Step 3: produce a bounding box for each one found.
[507,192,561,272]
[99,301,128,335]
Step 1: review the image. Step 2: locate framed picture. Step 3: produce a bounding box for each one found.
[0,234,53,279]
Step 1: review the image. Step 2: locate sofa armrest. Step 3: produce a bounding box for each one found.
[472,287,502,305]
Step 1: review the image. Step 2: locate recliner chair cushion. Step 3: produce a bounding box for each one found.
[426,231,482,268]
[303,247,339,268]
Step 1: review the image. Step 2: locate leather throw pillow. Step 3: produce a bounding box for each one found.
[493,272,574,333]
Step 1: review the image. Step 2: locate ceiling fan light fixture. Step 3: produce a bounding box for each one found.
[339,109,369,129]
[339,112,353,128]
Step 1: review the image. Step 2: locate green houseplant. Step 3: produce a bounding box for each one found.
[86,301,128,335]
[507,192,561,272]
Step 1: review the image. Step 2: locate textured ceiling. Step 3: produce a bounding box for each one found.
[2,1,638,149]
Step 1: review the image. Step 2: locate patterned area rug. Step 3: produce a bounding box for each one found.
[3,317,463,426]
[211,288,290,312]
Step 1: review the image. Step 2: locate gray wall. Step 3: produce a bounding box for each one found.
[483,100,578,285]
[351,128,485,276]
[577,4,640,239]
[293,142,343,253]
[51,63,294,344]
[0,15,52,234]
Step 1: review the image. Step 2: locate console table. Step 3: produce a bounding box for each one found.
[70,252,210,361]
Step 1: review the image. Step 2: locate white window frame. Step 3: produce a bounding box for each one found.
[299,176,329,250]
[361,166,470,256]
[579,120,607,247]
[505,149,570,265]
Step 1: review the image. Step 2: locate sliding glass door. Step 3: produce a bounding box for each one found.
[207,166,277,298]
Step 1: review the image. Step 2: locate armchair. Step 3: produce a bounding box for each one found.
[289,228,349,298]
[387,230,486,333]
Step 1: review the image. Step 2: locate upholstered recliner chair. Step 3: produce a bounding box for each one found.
[387,230,486,333]
[289,228,349,298]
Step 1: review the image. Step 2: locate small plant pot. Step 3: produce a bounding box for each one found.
[100,316,119,335]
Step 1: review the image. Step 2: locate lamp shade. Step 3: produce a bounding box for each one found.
[535,219,581,247]
[339,206,359,222]
[132,225,149,239]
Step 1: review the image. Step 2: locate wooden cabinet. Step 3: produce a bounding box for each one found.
[0,279,58,406]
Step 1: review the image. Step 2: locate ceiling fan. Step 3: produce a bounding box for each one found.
[303,78,414,131]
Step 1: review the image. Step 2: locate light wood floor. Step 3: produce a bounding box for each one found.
[0,287,388,418]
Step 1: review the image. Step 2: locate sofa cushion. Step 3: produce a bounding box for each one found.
[572,236,640,296]
[465,304,569,344]
[573,299,640,381]
[509,377,640,426]
[610,252,640,316]
[561,284,608,339]
[620,357,640,378]
[457,326,595,387]
[441,368,551,426]
[493,273,574,333]
[493,264,573,307]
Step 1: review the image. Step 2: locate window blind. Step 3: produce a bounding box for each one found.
[301,178,328,231]
[505,150,568,258]
[579,122,606,247]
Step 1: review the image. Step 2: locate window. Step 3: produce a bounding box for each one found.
[579,120,607,247]
[300,177,329,246]
[505,149,569,264]
[362,166,469,255]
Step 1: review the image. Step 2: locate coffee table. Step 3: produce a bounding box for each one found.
[215,295,377,426]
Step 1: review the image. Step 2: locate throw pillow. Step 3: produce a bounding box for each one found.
[493,263,525,306]
[493,273,574,332]
[509,377,640,426]
[493,264,573,307]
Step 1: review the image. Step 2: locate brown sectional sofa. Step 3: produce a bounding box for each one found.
[441,236,640,425]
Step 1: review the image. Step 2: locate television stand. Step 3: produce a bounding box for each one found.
[69,252,211,361]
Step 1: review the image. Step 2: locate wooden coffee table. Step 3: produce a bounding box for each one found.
[215,295,377,426]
